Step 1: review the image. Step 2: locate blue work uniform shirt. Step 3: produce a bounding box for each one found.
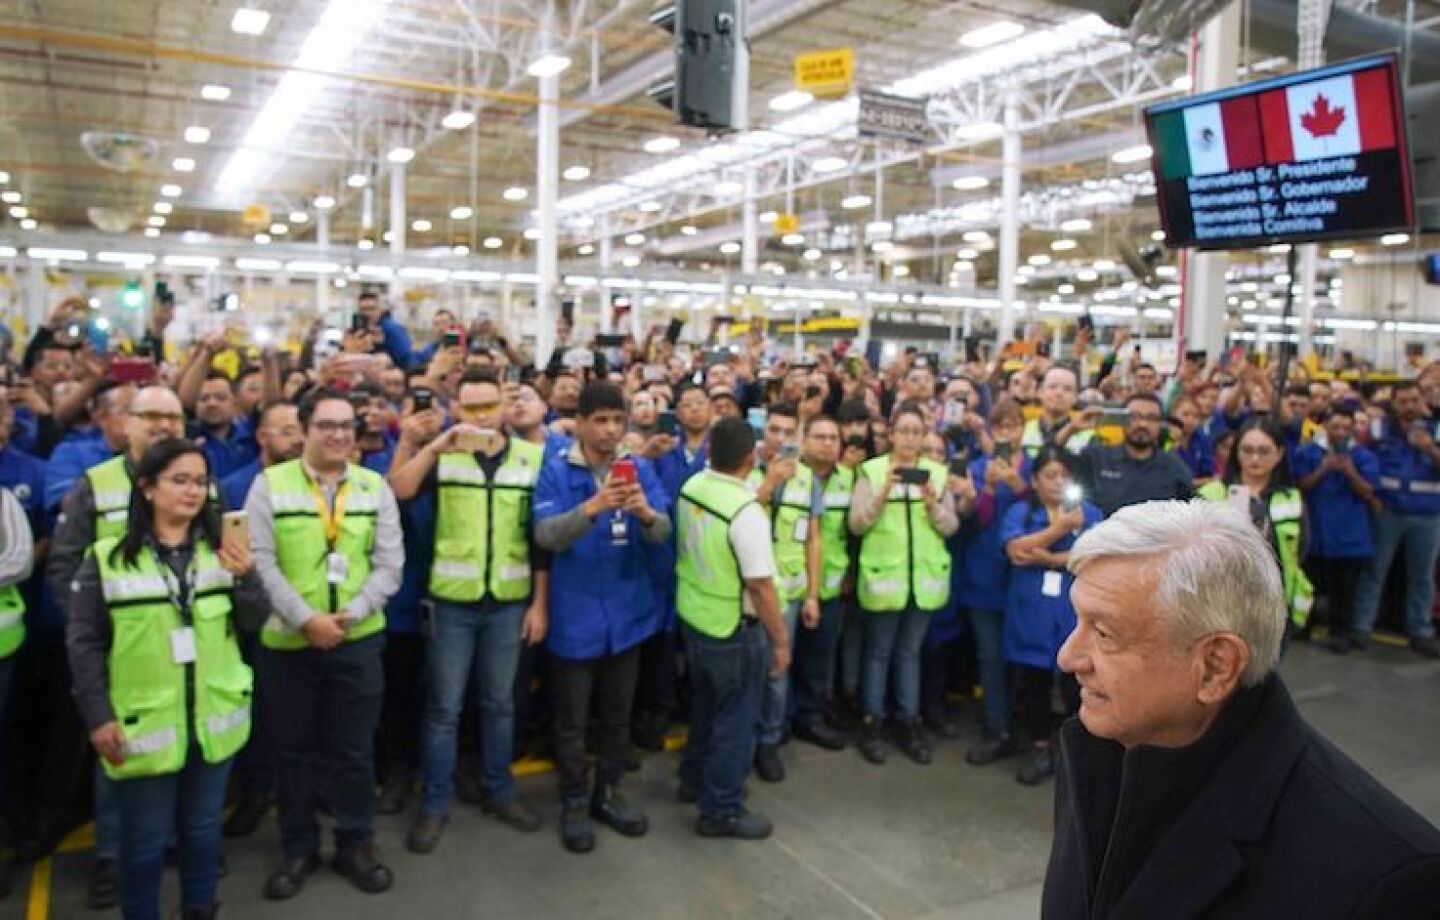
[1000,499,1103,670]
[1370,419,1440,516]
[955,454,1030,614]
[1292,442,1380,558]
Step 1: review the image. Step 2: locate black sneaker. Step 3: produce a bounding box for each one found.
[857,716,887,765]
[482,797,542,833]
[1016,748,1057,786]
[262,852,321,901]
[406,813,446,855]
[696,809,772,840]
[332,842,393,894]
[894,720,933,766]
[1411,636,1440,659]
[793,720,847,751]
[590,784,648,837]
[966,734,1018,766]
[560,797,595,854]
[753,744,785,783]
[86,857,119,910]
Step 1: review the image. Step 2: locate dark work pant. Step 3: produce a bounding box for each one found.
[1306,556,1365,636]
[378,631,425,779]
[633,627,680,726]
[262,635,385,860]
[678,622,767,820]
[5,632,90,842]
[550,646,642,801]
[792,598,845,727]
[232,632,274,798]
[1014,666,1079,745]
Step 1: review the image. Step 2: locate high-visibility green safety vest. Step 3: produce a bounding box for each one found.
[94,537,252,780]
[87,456,134,542]
[855,456,951,613]
[430,440,542,604]
[0,584,23,660]
[676,470,755,639]
[813,465,855,602]
[1197,482,1315,628]
[261,460,386,650]
[753,463,814,603]
[1022,418,1092,460]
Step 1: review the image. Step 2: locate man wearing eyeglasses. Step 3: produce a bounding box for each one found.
[1074,394,1195,519]
[43,385,190,908]
[245,388,403,900]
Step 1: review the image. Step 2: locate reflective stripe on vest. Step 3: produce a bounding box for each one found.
[0,585,23,659]
[1023,419,1092,458]
[86,457,133,542]
[675,471,753,639]
[95,537,252,779]
[429,441,541,604]
[816,465,855,602]
[770,464,814,603]
[1197,483,1313,629]
[261,460,385,650]
[855,456,951,613]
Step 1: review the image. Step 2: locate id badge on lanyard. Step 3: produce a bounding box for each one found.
[154,547,198,665]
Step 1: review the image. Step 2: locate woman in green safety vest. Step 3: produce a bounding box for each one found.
[1197,419,1315,637]
[66,439,267,920]
[848,401,960,767]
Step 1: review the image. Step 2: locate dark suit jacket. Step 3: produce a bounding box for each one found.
[1043,675,1440,919]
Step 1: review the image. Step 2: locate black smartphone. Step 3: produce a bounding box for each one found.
[595,333,627,348]
[560,300,575,324]
[411,388,434,412]
[1185,349,1208,364]
[1078,313,1095,334]
[948,456,970,478]
[350,313,369,335]
[897,467,931,485]
[442,328,463,349]
[844,435,867,450]
[658,410,678,436]
[664,318,685,345]
[1037,342,1051,359]
[995,442,1015,463]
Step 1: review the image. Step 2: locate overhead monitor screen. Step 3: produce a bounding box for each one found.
[1145,55,1414,250]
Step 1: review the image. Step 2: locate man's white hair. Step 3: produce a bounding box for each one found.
[1069,500,1286,686]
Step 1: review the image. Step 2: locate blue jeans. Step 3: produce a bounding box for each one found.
[95,763,122,861]
[861,606,932,722]
[967,608,1010,738]
[113,752,232,920]
[840,601,865,697]
[1352,510,1440,640]
[679,621,768,820]
[793,598,845,726]
[756,600,799,746]
[421,600,524,814]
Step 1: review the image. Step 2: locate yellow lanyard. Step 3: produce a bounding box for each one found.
[306,474,349,548]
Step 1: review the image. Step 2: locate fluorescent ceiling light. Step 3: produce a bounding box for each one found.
[442,110,476,130]
[483,236,503,249]
[268,222,288,235]
[184,126,211,145]
[960,20,1026,48]
[452,270,503,282]
[720,241,741,254]
[503,187,529,202]
[1028,254,1051,266]
[841,194,872,210]
[527,54,572,78]
[872,240,894,252]
[956,248,978,259]
[172,157,196,172]
[954,122,1004,141]
[769,91,814,113]
[803,248,822,261]
[1328,248,1354,260]
[387,146,415,164]
[356,238,374,250]
[963,230,990,241]
[161,184,182,197]
[8,207,27,219]
[357,265,392,278]
[399,267,450,281]
[1171,74,1194,91]
[411,219,432,232]
[713,179,743,195]
[200,84,231,101]
[782,233,805,245]
[624,232,645,245]
[231,8,270,34]
[286,261,341,274]
[680,225,698,235]
[1381,233,1410,246]
[0,172,8,184]
[893,265,911,277]
[578,243,595,255]
[28,247,86,261]
[622,255,641,268]
[1051,238,1078,251]
[1152,230,1167,241]
[643,137,680,154]
[1094,258,1116,270]
[638,200,662,213]
[346,173,368,188]
[1111,144,1153,164]
[866,220,893,235]
[164,255,219,268]
[142,226,159,237]
[147,215,166,228]
[563,166,591,182]
[813,156,848,174]
[759,211,778,223]
[1060,218,1092,232]
[0,192,20,204]
[153,202,173,215]
[313,195,336,210]
[289,211,309,223]
[236,257,282,271]
[1057,283,1076,294]
[952,176,989,190]
[97,251,155,266]
[216,0,391,194]
[254,233,271,244]
[450,205,473,220]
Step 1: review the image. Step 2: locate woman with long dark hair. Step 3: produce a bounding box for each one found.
[1198,418,1315,635]
[67,438,267,920]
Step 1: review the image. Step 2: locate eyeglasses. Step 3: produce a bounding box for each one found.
[130,410,185,424]
[160,474,209,490]
[458,402,502,413]
[892,425,927,437]
[1239,445,1277,458]
[312,420,357,435]
[1128,413,1164,423]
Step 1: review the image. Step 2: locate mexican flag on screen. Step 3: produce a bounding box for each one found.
[1153,66,1398,179]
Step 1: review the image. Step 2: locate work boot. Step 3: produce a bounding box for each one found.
[376,771,411,816]
[180,905,219,920]
[1328,632,1353,655]
[1016,747,1057,786]
[590,784,648,837]
[696,809,772,840]
[894,720,933,766]
[482,797,542,833]
[922,705,961,740]
[1411,636,1440,659]
[857,716,887,765]
[87,857,119,910]
[966,734,1019,766]
[332,842,393,894]
[753,744,785,783]
[793,719,847,751]
[406,813,446,855]
[560,797,595,854]
[262,853,320,901]
[222,791,272,838]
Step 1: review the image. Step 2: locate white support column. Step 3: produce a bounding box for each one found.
[316,210,332,316]
[997,91,1022,346]
[742,166,759,276]
[1182,6,1241,355]
[24,257,46,333]
[599,213,614,333]
[389,160,407,302]
[1295,0,1330,359]
[535,68,561,368]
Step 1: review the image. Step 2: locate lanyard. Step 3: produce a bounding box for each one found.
[305,471,349,548]
[149,541,197,626]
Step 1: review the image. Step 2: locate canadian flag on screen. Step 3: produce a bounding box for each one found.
[1258,68,1396,164]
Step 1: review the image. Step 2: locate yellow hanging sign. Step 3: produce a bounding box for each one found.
[795,48,854,99]
[773,213,800,235]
